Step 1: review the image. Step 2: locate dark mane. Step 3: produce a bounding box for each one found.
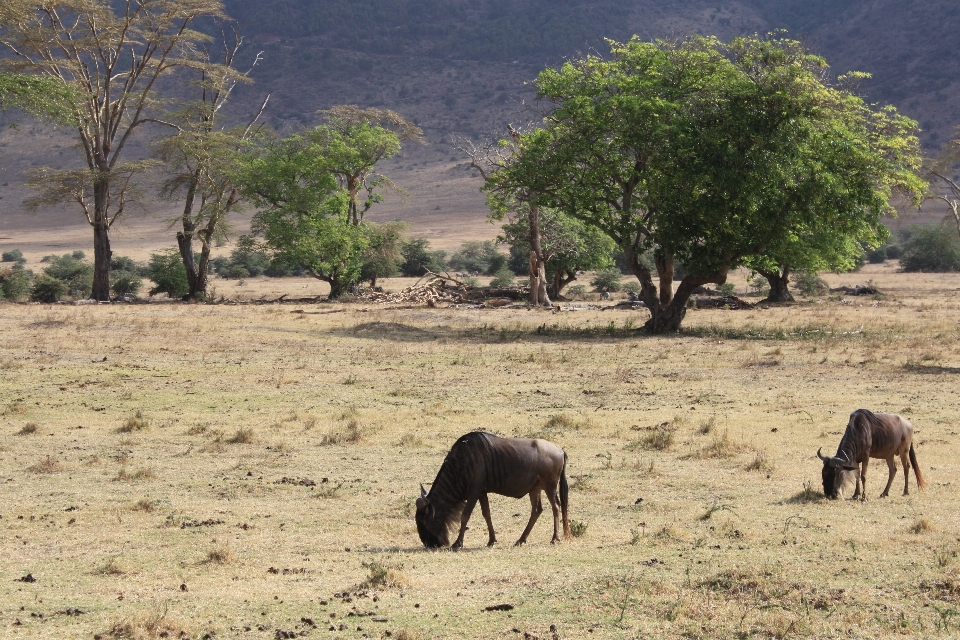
[417,432,496,546]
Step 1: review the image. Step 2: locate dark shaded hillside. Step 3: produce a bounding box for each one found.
[222,0,960,146]
[224,0,742,62]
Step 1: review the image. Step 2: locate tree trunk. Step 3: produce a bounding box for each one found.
[644,267,730,333]
[624,244,661,320]
[347,175,360,225]
[327,277,347,300]
[528,250,540,305]
[177,229,198,300]
[760,267,794,303]
[92,221,112,301]
[195,230,212,298]
[655,252,674,305]
[527,203,550,306]
[177,175,201,300]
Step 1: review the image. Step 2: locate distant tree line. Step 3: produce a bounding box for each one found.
[5,2,960,327]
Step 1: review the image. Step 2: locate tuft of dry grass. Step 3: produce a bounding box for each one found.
[16,422,38,435]
[115,467,155,482]
[93,556,126,576]
[226,427,256,444]
[204,546,235,564]
[745,449,775,472]
[361,559,409,588]
[627,420,677,451]
[117,410,148,433]
[2,400,26,416]
[910,518,935,534]
[101,610,192,640]
[785,481,824,504]
[28,455,64,473]
[688,428,741,459]
[697,415,716,435]
[131,499,156,513]
[398,432,424,447]
[322,416,365,445]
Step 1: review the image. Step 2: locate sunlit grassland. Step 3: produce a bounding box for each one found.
[1,265,959,639]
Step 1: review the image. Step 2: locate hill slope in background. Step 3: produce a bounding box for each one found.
[1,0,958,260]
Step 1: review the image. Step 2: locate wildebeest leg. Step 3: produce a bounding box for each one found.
[452,498,478,550]
[515,490,543,546]
[479,493,497,546]
[900,451,911,495]
[545,485,562,543]
[879,457,897,498]
[859,459,868,501]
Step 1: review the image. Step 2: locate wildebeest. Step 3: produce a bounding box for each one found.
[817,409,926,500]
[415,431,571,549]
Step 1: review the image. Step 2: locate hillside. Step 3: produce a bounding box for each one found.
[220,0,960,144]
[2,0,959,260]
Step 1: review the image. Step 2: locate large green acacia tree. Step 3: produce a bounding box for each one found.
[2,0,225,301]
[495,34,923,332]
[243,106,418,298]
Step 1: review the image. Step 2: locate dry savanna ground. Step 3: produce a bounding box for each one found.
[1,264,960,640]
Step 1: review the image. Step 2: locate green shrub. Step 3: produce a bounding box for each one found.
[0,266,32,300]
[794,269,828,296]
[866,245,888,263]
[885,244,901,260]
[218,263,250,280]
[718,282,736,296]
[110,255,148,276]
[449,240,506,275]
[590,268,623,292]
[567,284,587,299]
[747,275,769,297]
[110,270,143,297]
[147,249,189,298]
[41,253,93,299]
[489,267,515,287]
[31,273,67,302]
[1,249,24,263]
[622,280,641,294]
[899,225,960,272]
[400,237,447,276]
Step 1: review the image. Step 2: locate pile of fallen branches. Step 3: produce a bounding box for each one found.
[691,295,755,310]
[360,272,528,307]
[829,284,879,296]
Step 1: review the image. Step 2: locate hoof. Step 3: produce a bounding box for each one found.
[486,540,497,547]
[514,540,526,547]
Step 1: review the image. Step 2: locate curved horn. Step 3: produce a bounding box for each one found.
[416,484,430,510]
[816,447,827,462]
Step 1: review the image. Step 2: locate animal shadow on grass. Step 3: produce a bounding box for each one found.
[783,481,827,505]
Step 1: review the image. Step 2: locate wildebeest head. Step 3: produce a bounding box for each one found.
[415,484,449,548]
[817,447,858,499]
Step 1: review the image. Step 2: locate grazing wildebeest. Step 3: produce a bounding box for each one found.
[817,409,926,500]
[415,431,571,549]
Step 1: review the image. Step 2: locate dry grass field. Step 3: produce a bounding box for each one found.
[1,263,960,640]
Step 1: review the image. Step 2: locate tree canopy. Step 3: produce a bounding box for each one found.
[1,0,227,300]
[492,34,924,331]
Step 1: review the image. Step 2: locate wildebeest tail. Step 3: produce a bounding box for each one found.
[909,443,926,490]
[560,451,571,538]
